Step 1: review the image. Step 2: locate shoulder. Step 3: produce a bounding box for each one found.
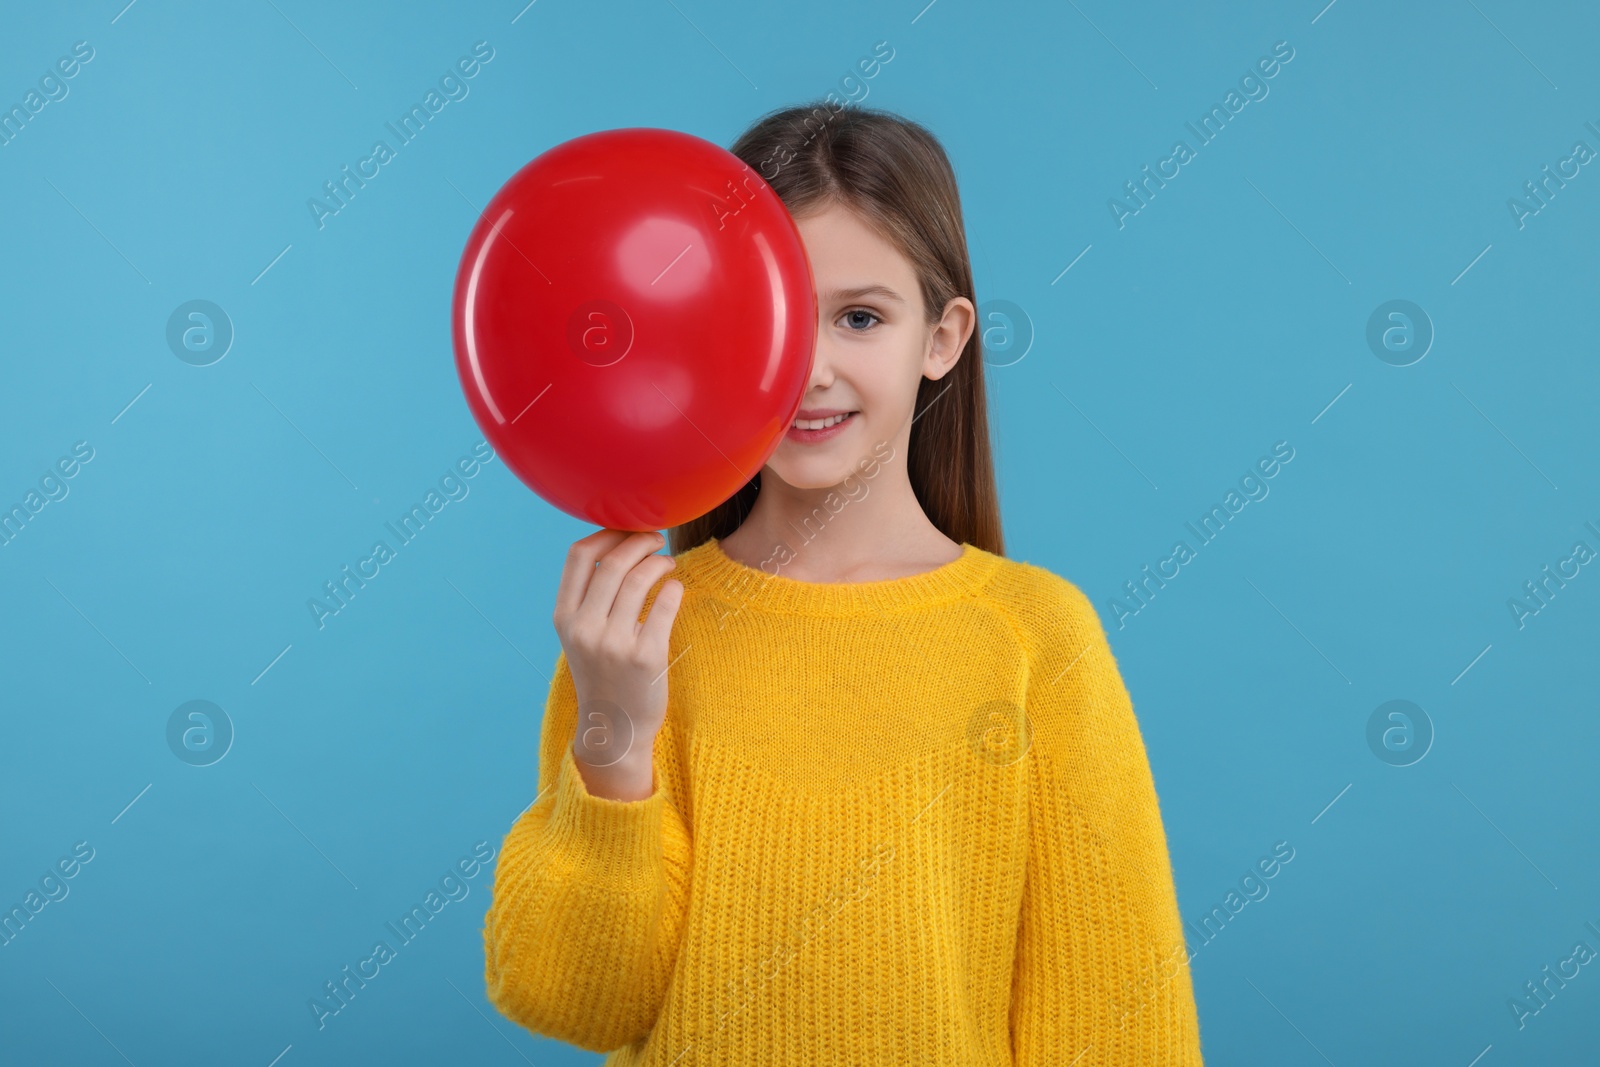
[978,558,1144,768]
[974,553,1111,663]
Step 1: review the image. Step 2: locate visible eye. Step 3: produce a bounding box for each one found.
[839,308,882,332]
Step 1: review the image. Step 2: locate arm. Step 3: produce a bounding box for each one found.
[1009,579,1204,1065]
[483,649,694,1052]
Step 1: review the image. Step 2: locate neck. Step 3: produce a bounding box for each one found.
[720,456,958,584]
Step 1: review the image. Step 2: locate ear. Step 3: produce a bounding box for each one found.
[923,296,975,382]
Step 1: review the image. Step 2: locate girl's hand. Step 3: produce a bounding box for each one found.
[553,528,684,800]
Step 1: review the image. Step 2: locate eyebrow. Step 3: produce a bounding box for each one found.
[822,285,905,305]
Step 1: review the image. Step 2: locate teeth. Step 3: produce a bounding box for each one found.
[792,413,851,430]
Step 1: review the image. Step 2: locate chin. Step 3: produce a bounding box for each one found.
[765,456,859,491]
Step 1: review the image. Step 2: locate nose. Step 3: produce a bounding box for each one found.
[806,321,835,392]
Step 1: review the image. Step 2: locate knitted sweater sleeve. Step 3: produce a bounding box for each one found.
[483,649,694,1052]
[1008,575,1205,1065]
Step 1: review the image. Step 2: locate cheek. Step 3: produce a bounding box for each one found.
[854,336,918,397]
[864,346,926,418]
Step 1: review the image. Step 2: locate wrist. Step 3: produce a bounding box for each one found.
[570,738,656,800]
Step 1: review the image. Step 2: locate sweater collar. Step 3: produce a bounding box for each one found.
[674,536,1001,616]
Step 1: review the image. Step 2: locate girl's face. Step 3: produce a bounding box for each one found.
[765,200,973,491]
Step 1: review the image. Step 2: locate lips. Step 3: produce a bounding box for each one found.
[786,410,857,443]
[791,411,854,430]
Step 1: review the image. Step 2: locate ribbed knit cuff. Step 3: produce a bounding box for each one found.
[543,743,666,883]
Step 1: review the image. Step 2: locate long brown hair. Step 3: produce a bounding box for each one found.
[668,100,1004,558]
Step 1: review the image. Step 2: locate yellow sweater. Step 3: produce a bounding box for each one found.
[482,536,1205,1065]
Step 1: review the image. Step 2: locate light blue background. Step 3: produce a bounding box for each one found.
[2,1,1597,1064]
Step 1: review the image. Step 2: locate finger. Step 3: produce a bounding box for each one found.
[609,553,677,639]
[575,530,667,627]
[637,576,684,655]
[555,528,630,618]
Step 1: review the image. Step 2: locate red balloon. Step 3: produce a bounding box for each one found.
[451,127,816,531]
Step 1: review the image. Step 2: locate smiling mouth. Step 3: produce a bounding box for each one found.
[790,412,857,430]
[786,411,859,442]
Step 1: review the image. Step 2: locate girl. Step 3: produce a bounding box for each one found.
[483,102,1205,1065]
